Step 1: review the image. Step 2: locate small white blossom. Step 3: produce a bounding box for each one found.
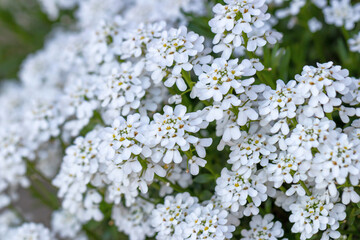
[323,0,360,30]
[241,214,284,240]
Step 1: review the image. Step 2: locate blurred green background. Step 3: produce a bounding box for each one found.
[0,0,53,80]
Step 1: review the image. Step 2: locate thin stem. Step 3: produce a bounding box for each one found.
[300,180,312,196]
[181,88,192,96]
[181,69,211,106]
[138,195,158,205]
[204,164,219,178]
[29,183,59,210]
[242,33,276,89]
[326,112,333,120]
[83,225,102,240]
[155,175,186,193]
[341,27,350,42]
[26,160,60,209]
[181,69,194,88]
[279,186,287,193]
[26,160,52,184]
[9,203,26,222]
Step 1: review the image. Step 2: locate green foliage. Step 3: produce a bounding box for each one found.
[0,0,72,80]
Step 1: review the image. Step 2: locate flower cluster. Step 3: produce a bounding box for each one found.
[241,214,284,240]
[2,0,360,239]
[209,0,282,59]
[151,193,235,240]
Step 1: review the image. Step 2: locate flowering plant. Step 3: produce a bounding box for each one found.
[1,0,360,239]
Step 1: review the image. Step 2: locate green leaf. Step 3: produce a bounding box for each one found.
[199,190,213,201]
[193,174,214,184]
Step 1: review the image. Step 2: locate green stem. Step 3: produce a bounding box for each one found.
[9,203,26,222]
[204,164,219,178]
[138,195,158,205]
[26,160,60,209]
[155,175,186,193]
[83,225,102,240]
[181,88,192,96]
[341,27,350,41]
[26,160,52,184]
[279,186,287,193]
[58,136,67,155]
[93,110,105,126]
[299,180,312,196]
[29,183,59,210]
[245,50,275,88]
[242,33,276,89]
[181,69,194,89]
[326,112,333,120]
[180,69,211,106]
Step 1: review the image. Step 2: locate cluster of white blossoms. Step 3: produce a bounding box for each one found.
[37,0,205,26]
[204,60,360,240]
[323,0,360,30]
[0,211,56,240]
[52,103,212,227]
[268,0,360,31]
[241,214,284,240]
[209,0,282,59]
[150,193,235,240]
[2,0,360,239]
[349,32,360,53]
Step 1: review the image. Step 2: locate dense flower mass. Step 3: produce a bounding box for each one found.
[2,0,360,239]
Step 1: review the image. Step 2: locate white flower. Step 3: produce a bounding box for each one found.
[143,162,167,182]
[342,187,360,205]
[168,94,182,104]
[275,0,306,19]
[120,21,166,59]
[259,80,303,127]
[228,131,276,170]
[241,214,284,240]
[295,62,352,118]
[342,77,360,105]
[191,58,256,102]
[243,202,260,216]
[76,0,125,28]
[338,106,356,123]
[289,192,346,240]
[209,0,273,58]
[99,114,150,162]
[215,168,268,212]
[112,199,155,240]
[349,32,360,53]
[52,129,104,221]
[123,0,206,25]
[323,0,360,30]
[151,192,198,240]
[286,117,333,160]
[0,210,20,237]
[97,61,151,122]
[313,132,359,186]
[51,210,83,239]
[6,223,56,240]
[146,26,204,89]
[149,105,210,165]
[239,108,260,128]
[183,203,235,240]
[189,156,207,175]
[267,153,307,188]
[308,17,323,32]
[286,184,306,197]
[216,107,241,143]
[321,229,341,240]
